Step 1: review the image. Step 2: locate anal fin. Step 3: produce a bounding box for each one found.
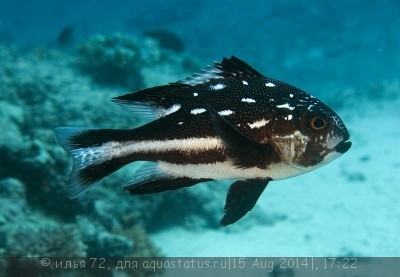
[123,162,211,195]
[220,179,270,226]
[124,177,211,194]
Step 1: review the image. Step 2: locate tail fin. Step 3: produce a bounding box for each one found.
[54,127,133,198]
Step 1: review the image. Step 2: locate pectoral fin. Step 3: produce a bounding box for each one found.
[207,106,280,169]
[220,179,270,226]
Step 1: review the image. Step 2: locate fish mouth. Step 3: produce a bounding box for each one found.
[322,134,351,161]
[335,132,351,154]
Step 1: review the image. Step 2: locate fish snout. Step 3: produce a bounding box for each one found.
[335,139,351,154]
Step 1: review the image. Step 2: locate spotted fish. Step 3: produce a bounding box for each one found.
[55,56,351,226]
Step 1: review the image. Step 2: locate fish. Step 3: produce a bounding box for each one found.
[57,26,74,46]
[54,56,351,226]
[143,29,185,53]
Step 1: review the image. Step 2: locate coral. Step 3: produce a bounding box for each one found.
[0,178,86,257]
[3,220,87,257]
[75,33,198,89]
[76,216,133,257]
[0,102,27,177]
[0,44,16,63]
[76,33,144,88]
[120,225,162,257]
[1,218,87,277]
[0,178,26,227]
[0,45,143,219]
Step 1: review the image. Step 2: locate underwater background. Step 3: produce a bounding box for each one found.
[0,0,399,275]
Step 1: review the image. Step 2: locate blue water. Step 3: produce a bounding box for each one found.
[0,0,399,274]
[1,0,399,91]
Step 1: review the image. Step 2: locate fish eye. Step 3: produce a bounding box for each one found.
[309,115,328,131]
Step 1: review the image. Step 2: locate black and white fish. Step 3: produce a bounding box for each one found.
[55,56,351,226]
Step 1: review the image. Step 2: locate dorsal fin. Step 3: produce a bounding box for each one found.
[111,56,263,120]
[177,56,263,86]
[111,83,190,120]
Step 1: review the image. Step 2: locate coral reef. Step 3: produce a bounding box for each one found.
[75,33,197,89]
[0,178,26,231]
[3,220,87,257]
[76,33,144,88]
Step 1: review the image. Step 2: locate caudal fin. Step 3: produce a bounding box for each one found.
[54,127,133,198]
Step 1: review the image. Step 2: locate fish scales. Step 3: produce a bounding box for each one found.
[55,56,351,226]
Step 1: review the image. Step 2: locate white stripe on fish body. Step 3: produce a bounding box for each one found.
[157,160,307,181]
[75,137,309,180]
[105,137,223,159]
[70,137,224,167]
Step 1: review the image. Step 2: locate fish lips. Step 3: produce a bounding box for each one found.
[335,133,352,154]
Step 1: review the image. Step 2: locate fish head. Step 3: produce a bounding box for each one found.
[268,91,351,174]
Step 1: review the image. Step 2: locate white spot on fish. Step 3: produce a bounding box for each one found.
[289,94,294,98]
[242,80,248,85]
[178,122,183,125]
[265,82,275,87]
[247,119,270,129]
[210,83,225,90]
[190,108,207,115]
[193,92,198,97]
[307,104,314,111]
[276,103,295,110]
[163,104,181,116]
[218,110,234,116]
[288,114,293,120]
[241,98,256,103]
